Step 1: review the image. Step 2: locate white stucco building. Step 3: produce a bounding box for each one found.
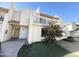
[0,3,63,44]
[66,23,79,40]
[63,22,79,41]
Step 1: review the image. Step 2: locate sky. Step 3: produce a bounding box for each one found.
[0,2,79,24]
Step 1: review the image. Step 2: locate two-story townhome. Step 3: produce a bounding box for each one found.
[0,3,63,44]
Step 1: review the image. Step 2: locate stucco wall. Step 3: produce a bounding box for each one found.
[28,24,42,44]
[65,23,77,32]
[32,25,42,42]
[20,10,30,26]
[0,14,12,42]
[66,24,73,31]
[0,21,2,31]
[13,11,21,21]
[4,24,12,41]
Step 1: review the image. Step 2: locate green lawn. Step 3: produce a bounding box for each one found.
[18,42,78,57]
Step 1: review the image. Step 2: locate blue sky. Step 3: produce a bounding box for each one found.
[0,2,79,24]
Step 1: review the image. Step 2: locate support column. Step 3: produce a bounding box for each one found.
[28,25,33,44]
[28,11,34,44]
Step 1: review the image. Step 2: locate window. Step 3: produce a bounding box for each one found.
[40,18,46,24]
[33,17,39,23]
[41,28,46,37]
[48,20,52,25]
[5,30,8,34]
[0,15,4,21]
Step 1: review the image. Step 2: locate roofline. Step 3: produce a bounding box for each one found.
[0,7,60,20]
[40,13,59,20]
[0,7,8,11]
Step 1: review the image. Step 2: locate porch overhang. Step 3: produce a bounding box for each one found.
[8,20,20,25]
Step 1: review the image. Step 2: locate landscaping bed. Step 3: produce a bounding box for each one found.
[18,42,77,57]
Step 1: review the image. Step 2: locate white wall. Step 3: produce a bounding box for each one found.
[28,25,42,44]
[20,10,30,26]
[28,25,33,44]
[13,11,21,21]
[65,23,77,32]
[0,21,2,30]
[19,26,28,39]
[4,25,12,41]
[27,10,42,44]
[65,24,73,31]
[0,14,12,42]
[32,25,41,42]
[70,30,79,37]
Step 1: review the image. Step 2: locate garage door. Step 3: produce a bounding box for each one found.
[19,27,28,39]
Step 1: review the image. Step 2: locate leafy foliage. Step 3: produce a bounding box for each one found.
[42,24,63,42]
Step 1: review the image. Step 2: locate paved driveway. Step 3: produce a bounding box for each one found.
[58,40,79,56]
[0,39,27,57]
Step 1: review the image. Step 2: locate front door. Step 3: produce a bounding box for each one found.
[12,26,20,39]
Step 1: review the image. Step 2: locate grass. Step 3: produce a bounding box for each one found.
[18,42,78,57]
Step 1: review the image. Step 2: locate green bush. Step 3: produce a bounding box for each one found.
[42,24,63,43]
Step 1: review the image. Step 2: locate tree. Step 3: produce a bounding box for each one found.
[42,24,63,43]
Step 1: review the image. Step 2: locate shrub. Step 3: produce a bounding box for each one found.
[42,24,63,43]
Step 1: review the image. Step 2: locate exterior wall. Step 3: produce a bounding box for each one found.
[0,21,2,31]
[13,11,21,21]
[65,24,73,31]
[64,23,79,38]
[20,10,30,26]
[28,25,33,44]
[65,23,77,32]
[28,10,36,44]
[32,25,42,42]
[19,26,28,39]
[39,16,52,25]
[4,24,12,41]
[0,14,12,42]
[8,8,15,21]
[39,15,64,27]
[28,25,42,44]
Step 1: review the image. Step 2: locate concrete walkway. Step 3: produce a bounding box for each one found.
[0,39,27,57]
[58,40,79,56]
